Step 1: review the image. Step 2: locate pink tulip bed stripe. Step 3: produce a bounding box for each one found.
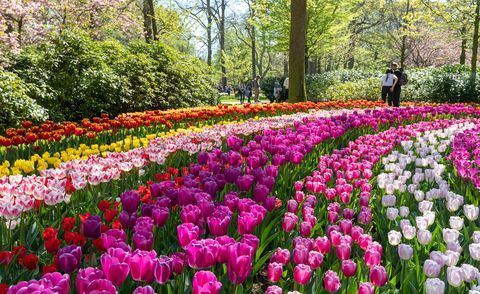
[1,105,480,294]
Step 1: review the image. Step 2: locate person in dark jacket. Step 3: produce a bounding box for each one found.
[391,62,403,107]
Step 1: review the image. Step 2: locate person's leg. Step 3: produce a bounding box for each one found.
[381,87,387,103]
[387,91,393,106]
[394,88,401,107]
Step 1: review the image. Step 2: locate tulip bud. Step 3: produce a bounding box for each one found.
[293,245,309,265]
[446,266,464,287]
[449,216,464,231]
[369,265,387,287]
[314,237,331,254]
[399,206,409,217]
[341,259,357,277]
[417,229,432,245]
[323,270,341,293]
[445,250,460,267]
[336,243,351,260]
[402,225,416,240]
[267,262,283,283]
[423,259,441,278]
[398,244,413,260]
[425,278,445,294]
[293,264,311,285]
[469,243,480,261]
[307,251,323,269]
[388,230,402,246]
[464,205,479,221]
[386,208,398,221]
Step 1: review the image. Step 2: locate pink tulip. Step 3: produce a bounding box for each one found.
[282,213,298,233]
[351,226,364,242]
[154,256,173,284]
[339,219,352,235]
[266,285,283,294]
[287,200,298,213]
[129,250,156,282]
[341,259,357,277]
[342,208,355,219]
[300,222,312,237]
[270,248,291,265]
[323,270,341,293]
[192,271,222,294]
[314,237,331,254]
[307,250,324,269]
[100,248,130,287]
[293,264,311,285]
[268,262,283,283]
[227,243,254,284]
[329,230,342,247]
[369,265,387,287]
[336,243,351,260]
[177,223,200,249]
[328,211,339,224]
[186,239,220,269]
[293,245,309,264]
[358,282,375,294]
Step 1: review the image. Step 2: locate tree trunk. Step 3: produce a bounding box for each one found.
[288,0,307,102]
[251,1,257,79]
[143,0,153,42]
[470,0,480,87]
[460,26,467,65]
[347,39,355,69]
[206,0,213,66]
[400,0,410,68]
[148,0,158,41]
[283,55,289,77]
[220,0,227,88]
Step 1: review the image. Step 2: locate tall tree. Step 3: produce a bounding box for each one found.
[471,0,480,85]
[288,0,307,102]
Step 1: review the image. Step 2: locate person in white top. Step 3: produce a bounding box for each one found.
[381,69,398,105]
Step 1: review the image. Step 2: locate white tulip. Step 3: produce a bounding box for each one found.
[414,190,425,202]
[416,216,429,230]
[425,278,445,294]
[423,211,436,226]
[419,200,433,213]
[469,243,480,261]
[446,266,464,287]
[464,205,479,221]
[446,242,463,254]
[400,219,411,230]
[443,228,460,243]
[388,230,402,246]
[399,206,410,218]
[417,229,432,245]
[473,231,480,243]
[461,263,478,283]
[402,225,416,240]
[445,250,460,267]
[449,216,464,231]
[386,207,399,221]
[429,251,446,267]
[381,195,396,207]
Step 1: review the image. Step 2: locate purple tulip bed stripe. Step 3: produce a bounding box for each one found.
[3,105,480,294]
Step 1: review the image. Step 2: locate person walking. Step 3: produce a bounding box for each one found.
[273,80,282,102]
[391,62,403,107]
[238,81,246,104]
[380,69,398,106]
[283,77,289,101]
[253,75,261,103]
[245,80,253,103]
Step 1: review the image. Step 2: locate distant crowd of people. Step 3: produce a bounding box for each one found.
[218,75,289,104]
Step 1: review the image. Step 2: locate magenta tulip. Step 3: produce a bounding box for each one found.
[186,239,220,269]
[154,256,173,284]
[268,262,283,283]
[266,285,283,294]
[270,248,291,265]
[336,243,351,260]
[293,245,309,264]
[293,264,311,285]
[324,270,341,293]
[100,248,130,287]
[177,223,200,248]
[282,212,298,232]
[193,271,222,294]
[307,250,324,269]
[358,282,375,294]
[369,265,387,287]
[341,259,357,277]
[315,237,331,254]
[86,279,116,294]
[129,249,156,282]
[227,243,254,284]
[76,267,104,294]
[134,286,155,294]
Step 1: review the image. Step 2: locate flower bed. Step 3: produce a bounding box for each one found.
[0,104,480,294]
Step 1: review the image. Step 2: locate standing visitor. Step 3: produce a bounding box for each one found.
[391,62,405,107]
[273,80,282,102]
[380,69,398,106]
[238,81,246,104]
[253,75,261,103]
[245,80,253,103]
[283,77,289,101]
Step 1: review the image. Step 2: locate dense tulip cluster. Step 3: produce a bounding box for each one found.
[2,104,480,293]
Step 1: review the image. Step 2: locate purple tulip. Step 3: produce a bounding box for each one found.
[100,248,130,287]
[253,184,270,203]
[76,268,104,293]
[358,282,375,294]
[58,245,82,273]
[207,214,231,236]
[119,211,137,229]
[192,270,222,294]
[154,256,173,284]
[186,239,220,269]
[120,190,140,213]
[129,249,157,282]
[225,167,242,184]
[236,175,254,191]
[82,215,102,239]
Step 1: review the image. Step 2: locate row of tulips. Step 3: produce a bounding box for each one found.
[375,121,480,293]
[266,118,474,293]
[0,102,339,176]
[0,105,479,293]
[0,108,351,220]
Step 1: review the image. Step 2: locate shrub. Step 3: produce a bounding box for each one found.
[0,71,48,131]
[260,77,286,101]
[8,30,217,122]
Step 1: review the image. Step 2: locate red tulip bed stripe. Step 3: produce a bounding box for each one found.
[0,105,480,294]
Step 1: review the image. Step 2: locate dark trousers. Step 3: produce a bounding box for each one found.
[381,86,393,104]
[239,92,245,104]
[392,87,401,107]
